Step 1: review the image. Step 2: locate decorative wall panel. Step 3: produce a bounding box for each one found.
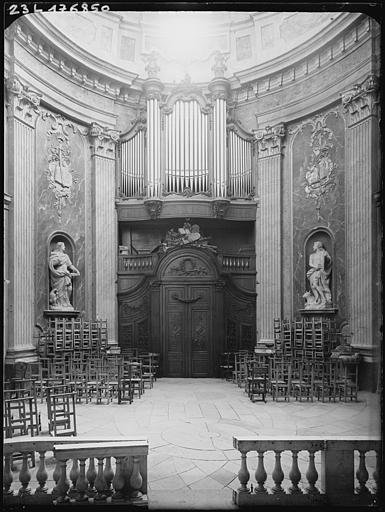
[35,110,89,327]
[290,109,345,318]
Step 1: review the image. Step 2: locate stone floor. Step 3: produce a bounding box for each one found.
[12,378,382,510]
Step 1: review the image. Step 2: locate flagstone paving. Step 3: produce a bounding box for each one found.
[11,378,381,510]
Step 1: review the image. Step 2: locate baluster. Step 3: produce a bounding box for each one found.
[53,459,70,503]
[3,453,13,495]
[103,456,114,496]
[94,457,107,501]
[130,456,143,498]
[272,450,285,494]
[75,458,88,502]
[305,450,320,494]
[237,450,250,493]
[254,450,267,494]
[355,450,370,494]
[112,456,125,501]
[51,458,61,499]
[288,450,302,494]
[35,450,48,495]
[68,458,79,498]
[86,457,97,496]
[18,452,31,496]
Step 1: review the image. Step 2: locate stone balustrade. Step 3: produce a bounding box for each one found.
[3,436,148,507]
[233,436,381,507]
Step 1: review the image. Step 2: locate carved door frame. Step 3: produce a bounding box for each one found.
[153,247,223,377]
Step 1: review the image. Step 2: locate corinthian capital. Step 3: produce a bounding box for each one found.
[341,74,379,126]
[254,123,285,158]
[6,75,41,127]
[89,122,119,158]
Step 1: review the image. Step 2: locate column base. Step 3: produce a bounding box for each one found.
[5,346,38,365]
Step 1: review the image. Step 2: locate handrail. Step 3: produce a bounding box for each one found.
[233,436,381,507]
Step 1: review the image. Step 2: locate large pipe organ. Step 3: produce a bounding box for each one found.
[118,65,255,201]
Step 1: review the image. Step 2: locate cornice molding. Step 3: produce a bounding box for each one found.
[254,123,285,158]
[341,74,380,126]
[230,14,375,104]
[5,75,41,127]
[10,16,141,104]
[89,122,120,158]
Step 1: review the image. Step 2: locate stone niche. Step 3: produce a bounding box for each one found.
[46,233,79,314]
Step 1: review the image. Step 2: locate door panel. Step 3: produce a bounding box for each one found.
[163,284,213,377]
[164,287,186,377]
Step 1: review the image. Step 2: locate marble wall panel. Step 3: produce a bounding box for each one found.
[35,109,89,326]
[290,108,346,321]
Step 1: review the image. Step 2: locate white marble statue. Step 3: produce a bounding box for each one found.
[304,240,332,309]
[49,241,80,310]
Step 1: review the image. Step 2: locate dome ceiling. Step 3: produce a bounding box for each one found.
[39,10,341,83]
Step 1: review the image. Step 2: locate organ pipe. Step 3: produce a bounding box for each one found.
[227,128,253,198]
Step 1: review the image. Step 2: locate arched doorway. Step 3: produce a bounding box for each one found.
[157,248,220,377]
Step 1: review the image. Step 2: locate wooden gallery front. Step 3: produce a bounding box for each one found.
[117,216,256,377]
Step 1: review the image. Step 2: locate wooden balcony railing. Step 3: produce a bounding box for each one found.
[118,253,255,274]
[118,254,156,273]
[3,436,148,507]
[233,436,381,507]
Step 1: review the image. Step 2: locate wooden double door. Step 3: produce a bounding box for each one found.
[163,283,213,377]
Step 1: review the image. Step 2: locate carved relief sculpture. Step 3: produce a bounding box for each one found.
[44,116,78,218]
[159,219,217,253]
[300,116,338,220]
[304,241,332,309]
[49,242,80,311]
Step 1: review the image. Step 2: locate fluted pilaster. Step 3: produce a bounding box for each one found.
[5,76,41,363]
[254,124,285,342]
[89,123,119,343]
[341,75,380,350]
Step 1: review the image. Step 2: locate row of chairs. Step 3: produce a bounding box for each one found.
[273,317,339,360]
[37,318,108,357]
[223,350,360,403]
[26,351,160,405]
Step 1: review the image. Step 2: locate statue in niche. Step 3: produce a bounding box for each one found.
[304,241,332,309]
[49,242,80,311]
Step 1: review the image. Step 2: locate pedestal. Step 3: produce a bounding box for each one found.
[44,310,81,319]
[299,308,338,317]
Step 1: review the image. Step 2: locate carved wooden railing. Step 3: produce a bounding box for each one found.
[118,252,255,274]
[3,436,148,507]
[118,254,156,273]
[233,436,381,507]
[219,254,255,273]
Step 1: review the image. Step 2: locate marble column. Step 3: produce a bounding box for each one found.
[143,78,164,198]
[5,76,41,364]
[341,75,380,356]
[254,124,286,344]
[89,123,119,344]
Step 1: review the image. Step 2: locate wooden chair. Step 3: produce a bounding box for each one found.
[314,360,338,402]
[46,389,77,436]
[246,361,268,402]
[270,358,291,401]
[140,353,156,389]
[290,359,314,401]
[336,357,359,401]
[118,360,134,404]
